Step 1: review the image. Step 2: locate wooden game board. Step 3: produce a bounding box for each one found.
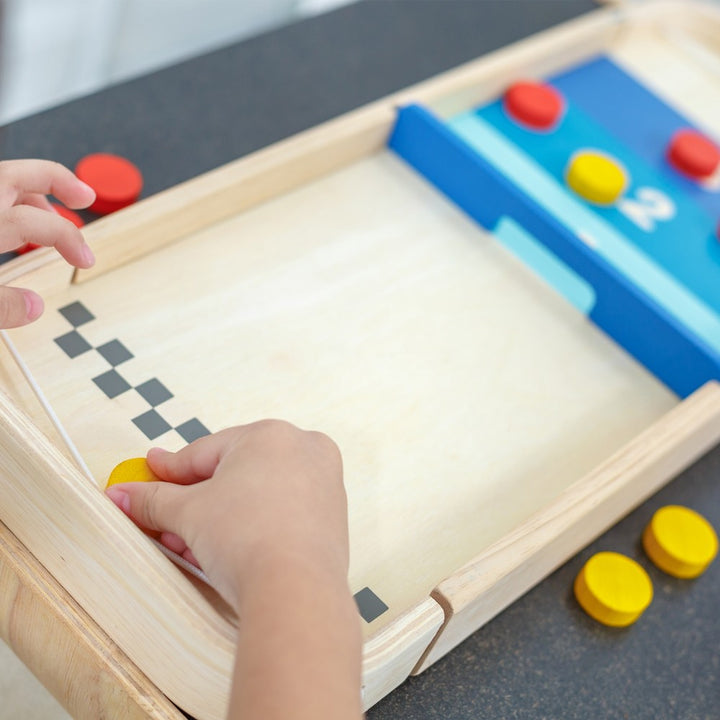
[1,2,719,718]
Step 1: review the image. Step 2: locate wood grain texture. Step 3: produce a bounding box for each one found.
[0,521,185,720]
[0,1,717,717]
[362,598,444,711]
[0,388,236,720]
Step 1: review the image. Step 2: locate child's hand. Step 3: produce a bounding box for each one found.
[0,159,96,327]
[106,421,363,720]
[105,420,349,608]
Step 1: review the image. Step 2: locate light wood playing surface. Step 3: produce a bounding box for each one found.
[1,3,719,718]
[8,149,676,636]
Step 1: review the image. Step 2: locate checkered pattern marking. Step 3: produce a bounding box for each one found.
[354,587,389,624]
[54,301,210,443]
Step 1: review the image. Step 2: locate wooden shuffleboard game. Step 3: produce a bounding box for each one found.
[1,2,720,718]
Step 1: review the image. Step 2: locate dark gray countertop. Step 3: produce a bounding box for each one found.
[2,2,717,718]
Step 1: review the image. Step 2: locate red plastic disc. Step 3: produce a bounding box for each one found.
[667,129,720,180]
[75,153,143,215]
[15,242,41,255]
[504,81,564,131]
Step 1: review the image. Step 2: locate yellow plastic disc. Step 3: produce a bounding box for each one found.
[642,505,718,579]
[106,457,159,488]
[565,150,628,205]
[574,552,653,627]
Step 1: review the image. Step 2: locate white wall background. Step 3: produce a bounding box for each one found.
[0,0,353,124]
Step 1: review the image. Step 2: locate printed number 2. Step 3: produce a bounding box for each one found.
[617,187,676,232]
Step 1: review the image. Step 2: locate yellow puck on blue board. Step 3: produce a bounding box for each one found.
[565,150,628,205]
[106,457,159,488]
[642,505,718,579]
[574,552,653,627]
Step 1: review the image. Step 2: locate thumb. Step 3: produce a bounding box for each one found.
[0,287,43,328]
[105,481,190,535]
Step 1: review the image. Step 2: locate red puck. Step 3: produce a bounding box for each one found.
[667,129,720,180]
[15,243,41,255]
[75,153,143,215]
[504,81,564,131]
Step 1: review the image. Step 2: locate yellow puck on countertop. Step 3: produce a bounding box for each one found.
[574,552,653,627]
[566,150,628,205]
[642,505,718,579]
[106,457,159,488]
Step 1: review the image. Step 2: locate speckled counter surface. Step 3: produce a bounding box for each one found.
[1,2,717,718]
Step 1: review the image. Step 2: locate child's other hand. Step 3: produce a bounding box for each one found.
[0,159,96,327]
[105,420,349,608]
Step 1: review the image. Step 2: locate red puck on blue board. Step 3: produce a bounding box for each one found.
[667,129,720,180]
[75,153,143,215]
[504,81,565,131]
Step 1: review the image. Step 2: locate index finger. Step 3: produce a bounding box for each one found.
[0,159,96,210]
[146,427,246,485]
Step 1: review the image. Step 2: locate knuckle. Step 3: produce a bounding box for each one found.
[252,418,299,443]
[142,483,162,530]
[308,430,342,464]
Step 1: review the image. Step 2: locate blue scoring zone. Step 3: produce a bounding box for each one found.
[388,103,720,398]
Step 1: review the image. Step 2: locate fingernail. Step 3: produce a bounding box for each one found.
[148,447,168,456]
[81,244,95,267]
[105,488,131,514]
[23,291,43,321]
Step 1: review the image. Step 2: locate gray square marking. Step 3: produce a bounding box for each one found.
[353,587,389,624]
[133,409,172,440]
[59,301,95,327]
[93,370,131,399]
[176,419,210,444]
[97,339,133,366]
[54,331,92,358]
[135,378,173,406]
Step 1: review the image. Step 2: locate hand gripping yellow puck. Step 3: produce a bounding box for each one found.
[574,552,653,627]
[106,457,159,488]
[565,150,628,205]
[642,505,718,579]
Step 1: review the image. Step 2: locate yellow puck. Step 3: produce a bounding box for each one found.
[642,505,718,579]
[574,552,653,627]
[106,457,159,488]
[565,150,628,205]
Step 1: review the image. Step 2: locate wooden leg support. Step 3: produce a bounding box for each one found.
[0,521,186,720]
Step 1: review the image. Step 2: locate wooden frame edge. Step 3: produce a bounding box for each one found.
[0,521,185,720]
[414,381,720,673]
[362,597,445,710]
[0,387,235,720]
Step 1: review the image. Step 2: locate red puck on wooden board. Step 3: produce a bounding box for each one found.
[504,80,565,131]
[75,153,143,215]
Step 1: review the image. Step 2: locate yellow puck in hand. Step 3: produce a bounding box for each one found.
[566,150,628,205]
[106,457,159,488]
[574,552,653,627]
[642,505,718,579]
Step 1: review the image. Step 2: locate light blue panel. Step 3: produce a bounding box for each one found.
[494,216,596,314]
